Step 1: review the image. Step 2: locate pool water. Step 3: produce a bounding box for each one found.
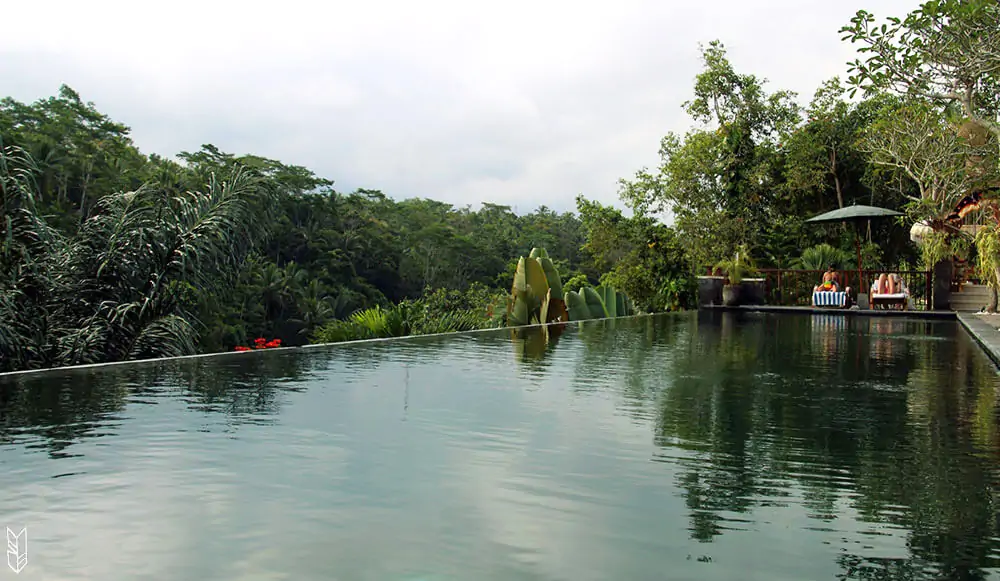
[2,312,999,580]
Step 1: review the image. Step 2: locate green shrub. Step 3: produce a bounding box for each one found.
[310,284,506,344]
[563,273,590,294]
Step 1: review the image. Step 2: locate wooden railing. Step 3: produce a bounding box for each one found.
[754,269,933,310]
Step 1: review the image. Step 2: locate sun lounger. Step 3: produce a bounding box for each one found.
[870,278,909,310]
[812,291,847,308]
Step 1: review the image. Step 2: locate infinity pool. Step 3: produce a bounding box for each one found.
[2,312,999,580]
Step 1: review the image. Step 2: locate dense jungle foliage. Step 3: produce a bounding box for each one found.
[0,85,697,372]
[2,0,996,372]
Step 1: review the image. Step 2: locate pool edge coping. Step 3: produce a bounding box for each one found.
[956,313,1000,369]
[0,312,668,379]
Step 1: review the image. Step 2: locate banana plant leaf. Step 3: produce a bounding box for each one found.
[538,257,563,300]
[523,257,549,303]
[539,288,551,327]
[582,287,608,318]
[603,285,618,318]
[565,290,590,321]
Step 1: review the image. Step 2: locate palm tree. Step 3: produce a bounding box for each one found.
[0,142,276,372]
[794,243,852,271]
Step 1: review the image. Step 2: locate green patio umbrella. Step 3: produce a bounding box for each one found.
[804,204,904,291]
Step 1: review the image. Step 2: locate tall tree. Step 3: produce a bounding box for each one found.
[619,41,800,268]
[842,0,1000,138]
[860,99,995,222]
[843,1,1000,288]
[783,78,895,211]
[576,195,696,311]
[0,85,147,231]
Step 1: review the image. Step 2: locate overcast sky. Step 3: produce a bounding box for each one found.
[2,0,917,214]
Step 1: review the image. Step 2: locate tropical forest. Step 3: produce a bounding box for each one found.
[1,0,998,373]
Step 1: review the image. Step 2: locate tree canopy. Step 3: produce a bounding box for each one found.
[2,85,695,371]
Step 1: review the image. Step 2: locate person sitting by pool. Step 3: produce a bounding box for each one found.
[875,273,899,295]
[814,267,840,293]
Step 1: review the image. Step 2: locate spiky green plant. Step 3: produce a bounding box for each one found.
[311,292,495,344]
[310,319,361,343]
[414,311,484,335]
[348,305,390,338]
[715,246,757,285]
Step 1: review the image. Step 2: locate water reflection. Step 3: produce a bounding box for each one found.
[0,350,328,457]
[656,312,1000,580]
[0,314,999,580]
[813,313,848,361]
[510,323,566,368]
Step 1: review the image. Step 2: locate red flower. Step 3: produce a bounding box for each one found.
[240,337,282,350]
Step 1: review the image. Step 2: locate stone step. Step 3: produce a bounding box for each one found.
[953,293,990,301]
[952,285,992,312]
[951,298,990,311]
[956,283,992,296]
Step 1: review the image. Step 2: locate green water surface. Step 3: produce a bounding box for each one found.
[2,312,1000,581]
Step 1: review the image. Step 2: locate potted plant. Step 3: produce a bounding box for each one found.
[715,247,758,307]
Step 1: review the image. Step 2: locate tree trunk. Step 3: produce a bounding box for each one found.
[991,267,1000,313]
[830,150,844,209]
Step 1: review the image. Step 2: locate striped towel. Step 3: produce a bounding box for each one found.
[813,291,846,307]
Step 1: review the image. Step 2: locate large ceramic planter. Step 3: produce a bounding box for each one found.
[697,276,725,307]
[722,285,742,307]
[740,278,766,306]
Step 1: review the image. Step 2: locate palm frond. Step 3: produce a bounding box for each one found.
[794,243,852,270]
[0,146,277,370]
[127,314,198,359]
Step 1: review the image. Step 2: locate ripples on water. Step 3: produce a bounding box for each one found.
[2,312,1000,580]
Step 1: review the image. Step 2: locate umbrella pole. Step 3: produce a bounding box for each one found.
[856,235,863,293]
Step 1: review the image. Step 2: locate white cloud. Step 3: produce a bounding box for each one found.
[1,0,919,213]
